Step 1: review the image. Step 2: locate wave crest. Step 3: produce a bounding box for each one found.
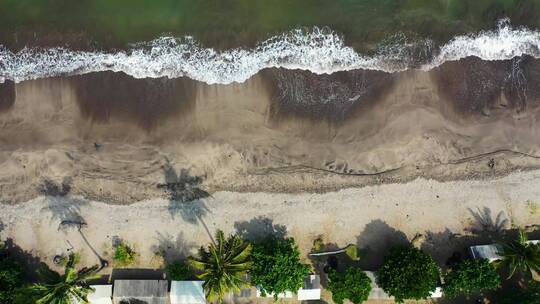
[1,21,540,84]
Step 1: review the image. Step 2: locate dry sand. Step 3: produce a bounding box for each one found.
[0,170,539,302]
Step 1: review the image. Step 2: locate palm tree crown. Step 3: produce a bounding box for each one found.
[497,229,540,279]
[30,254,100,304]
[188,230,252,303]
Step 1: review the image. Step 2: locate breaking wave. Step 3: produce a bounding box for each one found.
[1,20,540,84]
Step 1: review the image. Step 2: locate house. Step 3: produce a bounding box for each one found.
[297,275,321,301]
[112,280,168,304]
[469,241,539,262]
[88,285,113,304]
[170,281,206,304]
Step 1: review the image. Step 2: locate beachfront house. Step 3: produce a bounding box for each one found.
[112,280,168,304]
[363,271,442,300]
[79,285,112,304]
[256,274,321,300]
[170,281,206,304]
[469,240,540,262]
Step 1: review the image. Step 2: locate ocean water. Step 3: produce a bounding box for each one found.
[1,0,540,84]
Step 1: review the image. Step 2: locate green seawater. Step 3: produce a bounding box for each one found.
[1,0,540,51]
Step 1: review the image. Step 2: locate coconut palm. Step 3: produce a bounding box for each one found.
[30,253,100,304]
[188,230,252,303]
[497,229,540,279]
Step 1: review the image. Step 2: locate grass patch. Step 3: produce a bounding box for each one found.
[113,241,137,267]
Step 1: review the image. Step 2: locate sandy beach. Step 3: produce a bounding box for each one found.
[0,169,540,301]
[2,58,540,204]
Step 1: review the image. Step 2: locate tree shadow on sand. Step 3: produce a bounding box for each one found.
[355,220,409,270]
[1,238,46,281]
[467,207,509,236]
[151,232,197,264]
[40,197,89,229]
[234,216,287,242]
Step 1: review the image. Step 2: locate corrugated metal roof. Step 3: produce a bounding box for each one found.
[113,280,169,304]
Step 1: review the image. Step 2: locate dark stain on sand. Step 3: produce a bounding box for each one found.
[71,72,197,131]
[262,68,395,123]
[0,80,16,113]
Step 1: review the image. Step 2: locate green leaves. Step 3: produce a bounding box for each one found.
[497,230,540,279]
[0,254,26,304]
[29,253,99,304]
[443,259,500,298]
[377,247,440,303]
[250,237,310,299]
[166,261,192,281]
[188,230,252,304]
[328,268,371,304]
[113,242,137,267]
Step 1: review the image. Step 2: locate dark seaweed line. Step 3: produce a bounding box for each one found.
[256,149,540,177]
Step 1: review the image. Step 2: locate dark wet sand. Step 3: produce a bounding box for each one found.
[2,57,540,203]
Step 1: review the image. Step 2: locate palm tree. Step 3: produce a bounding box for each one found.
[497,229,540,279]
[188,230,252,303]
[30,253,100,304]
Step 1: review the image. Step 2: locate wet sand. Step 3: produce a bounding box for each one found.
[2,57,540,203]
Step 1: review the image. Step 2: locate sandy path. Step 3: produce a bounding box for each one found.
[1,170,539,274]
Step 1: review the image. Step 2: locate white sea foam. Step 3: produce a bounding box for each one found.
[1,21,540,84]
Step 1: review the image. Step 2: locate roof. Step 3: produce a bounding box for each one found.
[113,280,168,304]
[170,281,206,304]
[88,285,113,304]
[469,244,504,262]
[297,275,321,301]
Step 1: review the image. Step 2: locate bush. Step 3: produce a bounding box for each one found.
[443,259,500,298]
[166,261,192,280]
[328,268,372,304]
[0,255,25,304]
[377,247,440,303]
[500,281,540,304]
[113,242,137,266]
[251,237,310,298]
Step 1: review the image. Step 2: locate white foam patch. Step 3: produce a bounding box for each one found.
[1,20,540,84]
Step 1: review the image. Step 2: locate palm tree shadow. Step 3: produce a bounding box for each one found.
[151,232,197,264]
[40,197,88,230]
[467,207,509,235]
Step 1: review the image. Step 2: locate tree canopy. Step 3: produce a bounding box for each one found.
[328,267,372,304]
[250,237,310,298]
[443,259,501,298]
[500,281,540,304]
[188,230,252,303]
[497,230,540,279]
[377,247,440,303]
[0,252,26,304]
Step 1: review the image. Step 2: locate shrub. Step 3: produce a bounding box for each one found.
[251,237,310,298]
[377,247,440,303]
[166,261,192,280]
[0,255,25,304]
[443,259,500,298]
[328,268,372,304]
[500,281,540,304]
[113,242,137,266]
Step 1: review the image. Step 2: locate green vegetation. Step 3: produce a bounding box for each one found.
[29,253,99,304]
[443,259,501,298]
[0,251,26,304]
[188,230,252,303]
[251,237,310,299]
[166,261,192,281]
[377,247,440,303]
[113,241,137,267]
[497,230,540,279]
[327,268,372,304]
[500,281,540,304]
